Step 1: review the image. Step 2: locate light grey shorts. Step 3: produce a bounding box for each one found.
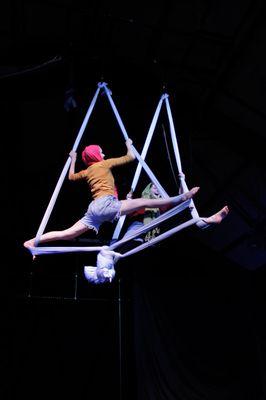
[81,195,121,234]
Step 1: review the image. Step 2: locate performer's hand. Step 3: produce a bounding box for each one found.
[126,139,135,159]
[126,189,133,199]
[126,138,133,146]
[69,150,77,159]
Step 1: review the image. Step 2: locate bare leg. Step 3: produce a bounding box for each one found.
[24,220,90,249]
[120,187,200,216]
[202,206,229,225]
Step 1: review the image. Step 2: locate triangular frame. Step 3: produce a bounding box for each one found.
[33,82,172,247]
[28,82,208,261]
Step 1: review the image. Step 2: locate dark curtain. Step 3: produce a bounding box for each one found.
[126,233,266,400]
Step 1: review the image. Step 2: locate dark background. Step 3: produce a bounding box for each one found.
[4,1,266,399]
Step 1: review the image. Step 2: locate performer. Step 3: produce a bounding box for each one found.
[123,182,229,242]
[24,139,199,250]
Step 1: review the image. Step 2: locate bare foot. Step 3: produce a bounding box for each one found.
[23,239,37,260]
[202,206,229,225]
[181,187,200,201]
[23,239,35,249]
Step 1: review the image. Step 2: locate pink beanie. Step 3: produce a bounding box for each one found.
[82,145,103,166]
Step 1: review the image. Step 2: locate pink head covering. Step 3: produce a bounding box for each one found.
[82,145,103,166]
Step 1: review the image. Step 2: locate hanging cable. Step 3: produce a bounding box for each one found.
[162,123,179,190]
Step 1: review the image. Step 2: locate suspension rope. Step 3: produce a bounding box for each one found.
[162,123,179,190]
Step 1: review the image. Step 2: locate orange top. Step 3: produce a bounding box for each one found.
[69,154,134,200]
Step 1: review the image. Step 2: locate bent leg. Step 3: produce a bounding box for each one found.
[24,220,90,249]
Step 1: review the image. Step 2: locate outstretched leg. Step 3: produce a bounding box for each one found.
[202,206,229,225]
[120,187,199,216]
[24,220,90,249]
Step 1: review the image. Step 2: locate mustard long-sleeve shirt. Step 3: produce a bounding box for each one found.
[69,154,134,200]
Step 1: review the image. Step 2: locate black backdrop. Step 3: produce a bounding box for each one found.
[3,1,266,397]
[5,76,266,400]
[8,232,266,400]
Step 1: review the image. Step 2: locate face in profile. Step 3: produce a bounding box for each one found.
[151,184,159,196]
